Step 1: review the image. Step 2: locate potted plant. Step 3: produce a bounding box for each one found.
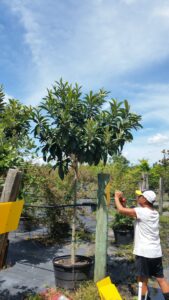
[32,79,142,289]
[112,212,134,245]
[112,197,134,245]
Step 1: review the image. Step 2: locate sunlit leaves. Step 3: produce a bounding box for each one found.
[0,85,5,115]
[32,79,142,179]
[0,88,35,170]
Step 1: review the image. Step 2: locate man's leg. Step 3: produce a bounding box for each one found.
[137,277,151,299]
[156,277,169,300]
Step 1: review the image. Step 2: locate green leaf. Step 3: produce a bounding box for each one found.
[58,163,64,180]
[31,78,142,178]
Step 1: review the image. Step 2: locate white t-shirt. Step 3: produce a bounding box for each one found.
[133,206,162,258]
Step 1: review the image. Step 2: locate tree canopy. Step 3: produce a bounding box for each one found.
[32,79,142,179]
[0,85,35,171]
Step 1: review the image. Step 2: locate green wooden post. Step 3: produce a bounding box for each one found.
[94,173,110,282]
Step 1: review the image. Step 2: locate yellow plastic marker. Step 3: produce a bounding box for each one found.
[105,182,111,206]
[0,200,24,234]
[96,276,122,300]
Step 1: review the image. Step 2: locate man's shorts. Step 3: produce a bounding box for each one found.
[135,255,164,278]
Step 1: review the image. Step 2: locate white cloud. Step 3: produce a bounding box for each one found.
[121,0,137,5]
[153,6,169,18]
[148,134,169,145]
[25,156,46,165]
[123,135,169,165]
[31,157,46,165]
[121,82,169,127]
[122,126,169,165]
[3,0,169,104]
[1,0,169,165]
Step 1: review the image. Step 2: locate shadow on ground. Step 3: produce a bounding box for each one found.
[7,238,70,266]
[0,287,37,300]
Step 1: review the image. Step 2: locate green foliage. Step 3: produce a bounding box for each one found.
[108,155,130,194]
[0,86,35,171]
[26,295,42,300]
[138,159,150,172]
[112,212,134,230]
[72,281,99,300]
[31,80,142,264]
[149,162,169,193]
[25,282,139,300]
[121,166,142,198]
[32,79,142,180]
[160,215,169,224]
[0,85,5,115]
[20,163,73,236]
[79,157,142,200]
[149,164,163,190]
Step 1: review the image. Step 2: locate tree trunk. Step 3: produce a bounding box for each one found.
[94,173,110,282]
[0,169,22,269]
[71,159,78,265]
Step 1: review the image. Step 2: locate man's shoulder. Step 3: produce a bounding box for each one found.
[135,206,159,220]
[134,206,149,218]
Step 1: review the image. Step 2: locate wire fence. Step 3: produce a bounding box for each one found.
[8,197,137,240]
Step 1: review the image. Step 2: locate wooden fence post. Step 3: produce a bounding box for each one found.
[159,177,163,215]
[140,172,149,191]
[94,173,110,282]
[0,169,22,269]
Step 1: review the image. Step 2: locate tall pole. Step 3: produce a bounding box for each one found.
[159,149,169,215]
[159,177,163,215]
[141,172,149,191]
[94,173,110,282]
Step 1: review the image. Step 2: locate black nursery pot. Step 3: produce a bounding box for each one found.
[91,203,97,212]
[113,227,134,245]
[18,217,33,232]
[53,255,93,290]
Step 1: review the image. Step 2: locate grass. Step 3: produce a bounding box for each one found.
[114,244,134,261]
[160,215,169,224]
[25,283,99,300]
[159,214,169,267]
[25,281,140,300]
[70,281,99,300]
[26,295,42,300]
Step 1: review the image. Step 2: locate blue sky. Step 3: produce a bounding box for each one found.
[1,0,169,165]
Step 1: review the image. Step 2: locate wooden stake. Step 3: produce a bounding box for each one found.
[0,169,22,269]
[141,172,149,191]
[159,177,163,215]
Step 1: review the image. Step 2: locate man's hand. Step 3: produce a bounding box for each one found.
[114,190,136,218]
[115,190,123,199]
[115,190,126,206]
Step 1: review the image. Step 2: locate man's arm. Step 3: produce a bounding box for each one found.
[114,191,136,218]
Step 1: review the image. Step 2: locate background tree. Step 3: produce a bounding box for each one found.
[0,85,35,172]
[159,149,169,195]
[137,159,150,190]
[32,78,142,264]
[0,85,5,115]
[108,155,129,191]
[149,163,164,191]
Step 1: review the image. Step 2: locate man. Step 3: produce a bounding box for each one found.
[114,190,169,300]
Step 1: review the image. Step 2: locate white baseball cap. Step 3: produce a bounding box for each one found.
[135,190,156,204]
